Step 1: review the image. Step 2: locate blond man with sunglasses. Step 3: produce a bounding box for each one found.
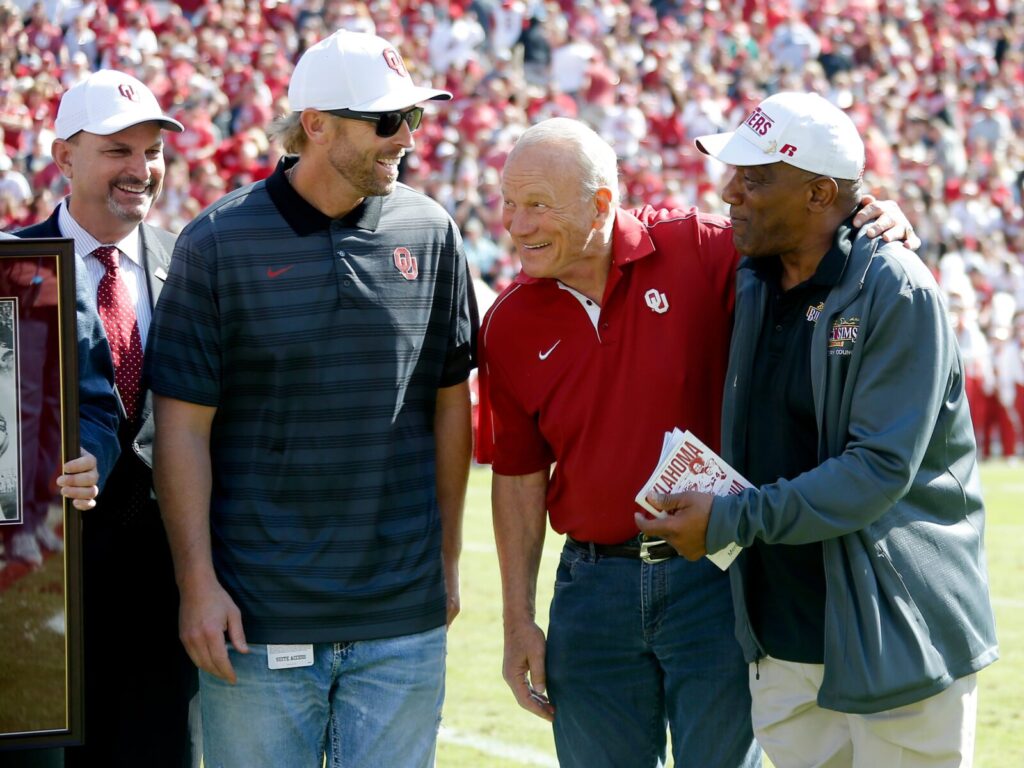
[147,30,475,767]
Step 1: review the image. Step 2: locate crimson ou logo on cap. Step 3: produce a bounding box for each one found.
[118,83,139,102]
[382,49,408,77]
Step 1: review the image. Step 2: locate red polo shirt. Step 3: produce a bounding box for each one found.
[477,206,739,544]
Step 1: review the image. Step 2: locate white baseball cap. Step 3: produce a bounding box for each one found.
[695,92,864,180]
[288,30,451,113]
[54,69,183,140]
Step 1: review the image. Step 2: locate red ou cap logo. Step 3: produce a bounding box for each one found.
[382,49,408,77]
[118,83,138,101]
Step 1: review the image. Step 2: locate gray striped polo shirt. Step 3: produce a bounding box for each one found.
[147,157,472,643]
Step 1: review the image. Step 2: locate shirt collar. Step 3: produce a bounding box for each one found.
[815,217,854,287]
[58,199,142,265]
[266,155,383,236]
[609,208,658,268]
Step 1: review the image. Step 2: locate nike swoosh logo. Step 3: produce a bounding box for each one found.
[538,340,561,360]
[266,265,295,278]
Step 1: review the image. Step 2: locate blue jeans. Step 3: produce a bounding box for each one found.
[546,541,760,768]
[199,626,446,768]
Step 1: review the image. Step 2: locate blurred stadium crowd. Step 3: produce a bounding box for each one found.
[0,0,1022,457]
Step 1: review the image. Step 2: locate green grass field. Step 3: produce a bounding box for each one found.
[0,552,67,734]
[438,462,1024,767]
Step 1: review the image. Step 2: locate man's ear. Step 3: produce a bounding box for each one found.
[51,138,73,178]
[807,176,839,212]
[299,109,332,146]
[593,186,614,228]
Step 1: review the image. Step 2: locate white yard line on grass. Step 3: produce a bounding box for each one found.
[438,726,558,767]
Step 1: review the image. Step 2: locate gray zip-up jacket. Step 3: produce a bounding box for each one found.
[706,227,998,714]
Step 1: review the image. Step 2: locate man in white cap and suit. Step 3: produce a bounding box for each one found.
[147,30,474,767]
[640,92,998,768]
[18,69,199,767]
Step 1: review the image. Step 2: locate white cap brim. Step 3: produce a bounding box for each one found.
[694,131,775,168]
[88,114,184,136]
[336,84,452,113]
[55,112,184,140]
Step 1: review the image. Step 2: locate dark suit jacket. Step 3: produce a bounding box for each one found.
[17,208,175,491]
[0,227,120,488]
[17,213,196,766]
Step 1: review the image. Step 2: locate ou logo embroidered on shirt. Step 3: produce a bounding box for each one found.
[644,289,669,314]
[393,247,418,280]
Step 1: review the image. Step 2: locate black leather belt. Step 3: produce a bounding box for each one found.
[567,535,678,564]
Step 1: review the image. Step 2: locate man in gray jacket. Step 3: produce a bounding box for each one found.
[638,92,998,767]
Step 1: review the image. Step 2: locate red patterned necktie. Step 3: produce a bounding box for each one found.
[93,246,144,422]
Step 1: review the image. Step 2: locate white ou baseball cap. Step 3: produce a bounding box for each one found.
[288,29,451,113]
[695,92,864,181]
[54,69,183,140]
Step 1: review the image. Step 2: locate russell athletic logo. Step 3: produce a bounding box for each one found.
[393,247,418,280]
[645,289,669,314]
[828,316,860,356]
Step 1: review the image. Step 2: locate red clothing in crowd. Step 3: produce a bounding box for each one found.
[24,17,63,58]
[477,206,737,544]
[214,132,273,185]
[166,112,218,164]
[458,98,501,144]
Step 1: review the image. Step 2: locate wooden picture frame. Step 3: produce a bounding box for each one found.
[0,238,83,748]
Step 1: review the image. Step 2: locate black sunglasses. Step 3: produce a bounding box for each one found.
[323,106,424,137]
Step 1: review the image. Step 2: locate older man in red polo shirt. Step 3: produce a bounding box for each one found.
[475,116,913,768]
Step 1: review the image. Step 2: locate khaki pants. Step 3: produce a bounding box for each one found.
[750,656,977,768]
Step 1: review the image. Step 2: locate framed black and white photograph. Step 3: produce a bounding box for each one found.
[0,238,83,748]
[0,297,21,525]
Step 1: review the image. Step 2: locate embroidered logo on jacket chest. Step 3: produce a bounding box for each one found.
[828,316,860,356]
